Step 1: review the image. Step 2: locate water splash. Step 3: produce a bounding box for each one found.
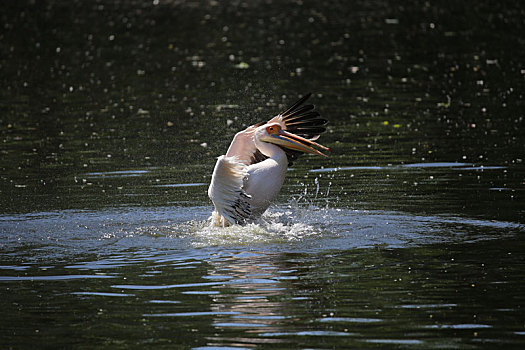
[314,177,320,200]
[95,200,338,248]
[178,205,335,247]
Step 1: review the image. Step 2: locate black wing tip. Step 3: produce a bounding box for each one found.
[294,92,313,103]
[281,93,329,164]
[281,92,314,117]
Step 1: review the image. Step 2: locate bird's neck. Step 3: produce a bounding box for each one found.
[257,142,287,163]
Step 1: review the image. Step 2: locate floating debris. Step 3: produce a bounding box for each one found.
[234,62,249,69]
[215,104,239,111]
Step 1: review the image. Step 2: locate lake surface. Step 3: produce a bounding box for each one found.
[1,0,524,348]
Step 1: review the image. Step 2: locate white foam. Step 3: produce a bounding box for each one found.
[170,203,337,247]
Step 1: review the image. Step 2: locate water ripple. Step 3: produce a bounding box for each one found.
[0,274,114,281]
[72,291,134,297]
[144,311,240,317]
[112,281,223,290]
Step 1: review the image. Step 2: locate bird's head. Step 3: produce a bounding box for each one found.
[255,123,329,157]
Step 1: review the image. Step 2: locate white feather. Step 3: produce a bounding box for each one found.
[208,155,251,226]
[244,152,287,216]
[207,94,327,226]
[225,126,257,166]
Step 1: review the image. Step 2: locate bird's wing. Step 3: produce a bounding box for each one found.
[224,124,265,166]
[267,93,328,164]
[224,93,328,167]
[277,93,328,139]
[208,155,252,226]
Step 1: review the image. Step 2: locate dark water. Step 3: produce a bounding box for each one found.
[1,0,525,348]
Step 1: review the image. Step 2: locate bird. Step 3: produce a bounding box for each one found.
[208,93,329,227]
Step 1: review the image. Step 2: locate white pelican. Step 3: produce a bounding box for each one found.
[208,93,329,226]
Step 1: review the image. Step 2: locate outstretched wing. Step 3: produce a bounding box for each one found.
[224,124,258,166]
[268,93,328,164]
[225,93,327,167]
[208,155,252,226]
[279,93,328,139]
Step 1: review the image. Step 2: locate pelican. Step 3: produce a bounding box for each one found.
[208,93,329,226]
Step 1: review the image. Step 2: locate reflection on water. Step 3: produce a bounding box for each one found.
[1,0,525,348]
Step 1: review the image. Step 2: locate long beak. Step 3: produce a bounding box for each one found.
[265,129,330,157]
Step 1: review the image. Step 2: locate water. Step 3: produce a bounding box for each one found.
[1,0,525,348]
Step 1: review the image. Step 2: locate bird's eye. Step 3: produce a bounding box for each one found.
[266,125,280,134]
